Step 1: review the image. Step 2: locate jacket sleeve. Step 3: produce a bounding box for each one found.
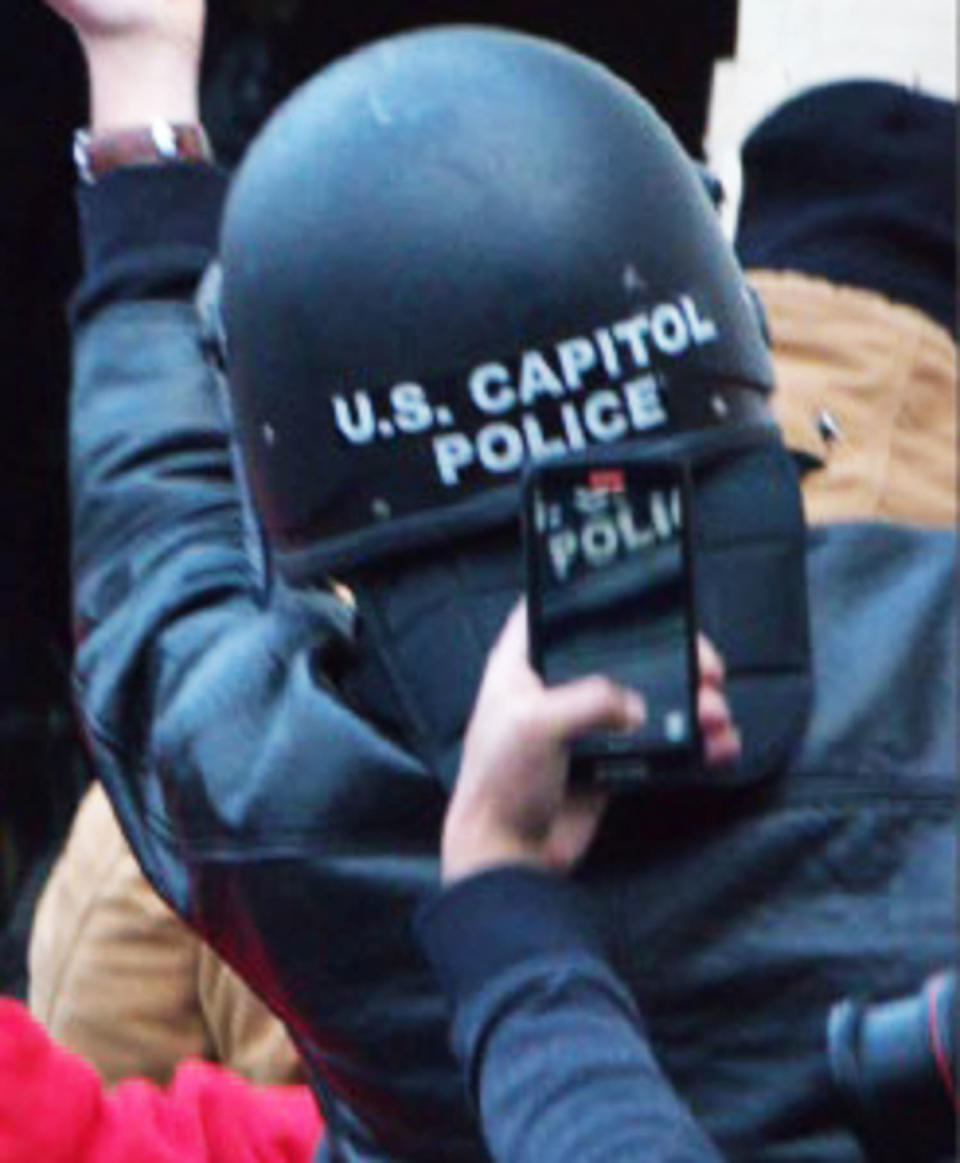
[417,867,727,1163]
[67,165,431,997]
[70,164,280,887]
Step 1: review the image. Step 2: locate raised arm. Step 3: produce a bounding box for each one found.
[46,0,361,1007]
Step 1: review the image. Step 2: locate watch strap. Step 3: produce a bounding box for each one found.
[73,121,213,184]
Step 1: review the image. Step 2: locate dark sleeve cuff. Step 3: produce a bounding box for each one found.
[415,865,605,1007]
[73,163,229,322]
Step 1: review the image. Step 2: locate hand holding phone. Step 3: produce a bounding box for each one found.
[443,603,741,880]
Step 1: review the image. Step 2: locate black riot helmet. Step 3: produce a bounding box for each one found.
[214,26,810,790]
[216,24,778,582]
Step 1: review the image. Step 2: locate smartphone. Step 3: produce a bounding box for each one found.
[523,451,701,786]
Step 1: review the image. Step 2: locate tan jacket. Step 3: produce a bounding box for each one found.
[29,780,303,1086]
[756,270,956,528]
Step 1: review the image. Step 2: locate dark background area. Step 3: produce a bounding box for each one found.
[0,0,736,975]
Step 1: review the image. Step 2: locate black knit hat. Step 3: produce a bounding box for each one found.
[737,80,956,332]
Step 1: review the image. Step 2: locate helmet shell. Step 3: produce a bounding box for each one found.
[219,26,774,579]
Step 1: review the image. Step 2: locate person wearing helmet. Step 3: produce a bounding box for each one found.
[49,0,955,1161]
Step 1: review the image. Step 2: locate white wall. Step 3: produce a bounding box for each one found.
[705,0,957,233]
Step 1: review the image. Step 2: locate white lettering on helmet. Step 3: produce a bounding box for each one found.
[332,391,376,444]
[556,337,597,390]
[433,432,475,485]
[583,389,628,442]
[389,382,434,433]
[476,423,525,475]
[593,327,622,378]
[469,363,515,414]
[681,295,718,344]
[612,315,651,367]
[622,375,667,430]
[522,413,568,461]
[650,303,689,354]
[518,350,565,405]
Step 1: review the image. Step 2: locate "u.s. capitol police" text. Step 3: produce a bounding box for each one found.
[330,294,718,487]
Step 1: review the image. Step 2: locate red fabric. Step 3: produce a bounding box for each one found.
[0,999,322,1163]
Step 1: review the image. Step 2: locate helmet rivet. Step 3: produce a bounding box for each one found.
[371,498,392,520]
[262,423,276,446]
[711,393,729,417]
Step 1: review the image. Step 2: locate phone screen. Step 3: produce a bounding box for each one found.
[525,456,700,777]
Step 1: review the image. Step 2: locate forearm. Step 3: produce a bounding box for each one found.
[70,160,233,585]
[418,868,726,1163]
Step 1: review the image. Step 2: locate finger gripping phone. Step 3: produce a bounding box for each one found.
[523,451,702,787]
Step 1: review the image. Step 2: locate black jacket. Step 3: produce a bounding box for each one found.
[70,164,956,1162]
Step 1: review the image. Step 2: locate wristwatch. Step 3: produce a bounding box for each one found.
[73,121,213,184]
